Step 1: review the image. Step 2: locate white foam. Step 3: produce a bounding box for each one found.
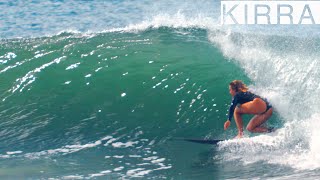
[112,141,139,148]
[113,155,124,159]
[6,151,23,155]
[10,56,66,93]
[265,114,320,170]
[65,62,80,70]
[211,27,320,170]
[151,158,165,164]
[34,51,54,59]
[129,155,142,158]
[62,175,83,179]
[30,11,218,41]
[23,136,113,158]
[0,155,10,158]
[113,166,124,171]
[126,168,152,178]
[0,52,17,62]
[99,12,217,34]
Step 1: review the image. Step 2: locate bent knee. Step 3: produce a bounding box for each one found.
[246,125,254,132]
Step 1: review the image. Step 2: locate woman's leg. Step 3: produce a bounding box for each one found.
[246,108,273,133]
[233,98,268,137]
[234,107,244,138]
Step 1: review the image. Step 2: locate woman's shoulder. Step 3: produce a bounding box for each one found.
[236,91,248,95]
[235,90,254,97]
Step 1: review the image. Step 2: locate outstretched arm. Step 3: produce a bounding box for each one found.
[224,95,238,130]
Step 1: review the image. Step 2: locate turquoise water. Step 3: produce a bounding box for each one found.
[1,1,320,179]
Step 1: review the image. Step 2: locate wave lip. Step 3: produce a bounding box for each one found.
[101,12,218,33]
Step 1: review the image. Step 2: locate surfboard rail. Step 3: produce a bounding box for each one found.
[173,137,224,145]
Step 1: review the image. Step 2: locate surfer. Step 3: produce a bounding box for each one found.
[224,80,273,138]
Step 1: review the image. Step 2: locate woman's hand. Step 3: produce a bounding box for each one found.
[224,120,231,130]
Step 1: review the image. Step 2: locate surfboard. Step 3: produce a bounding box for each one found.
[174,138,224,145]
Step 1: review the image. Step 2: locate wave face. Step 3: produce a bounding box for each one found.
[1,0,320,179]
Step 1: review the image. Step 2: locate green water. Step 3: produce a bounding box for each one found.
[0,28,284,179]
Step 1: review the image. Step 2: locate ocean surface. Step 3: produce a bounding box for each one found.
[1,0,320,179]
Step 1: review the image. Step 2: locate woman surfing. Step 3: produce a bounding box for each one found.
[224,80,273,138]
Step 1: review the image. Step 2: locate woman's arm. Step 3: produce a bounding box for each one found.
[224,94,239,130]
[228,95,239,121]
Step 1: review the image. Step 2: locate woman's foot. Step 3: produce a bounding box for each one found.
[234,132,243,139]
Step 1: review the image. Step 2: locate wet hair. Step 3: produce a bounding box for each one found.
[229,80,248,92]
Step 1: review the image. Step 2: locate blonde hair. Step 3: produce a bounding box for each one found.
[229,80,248,92]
